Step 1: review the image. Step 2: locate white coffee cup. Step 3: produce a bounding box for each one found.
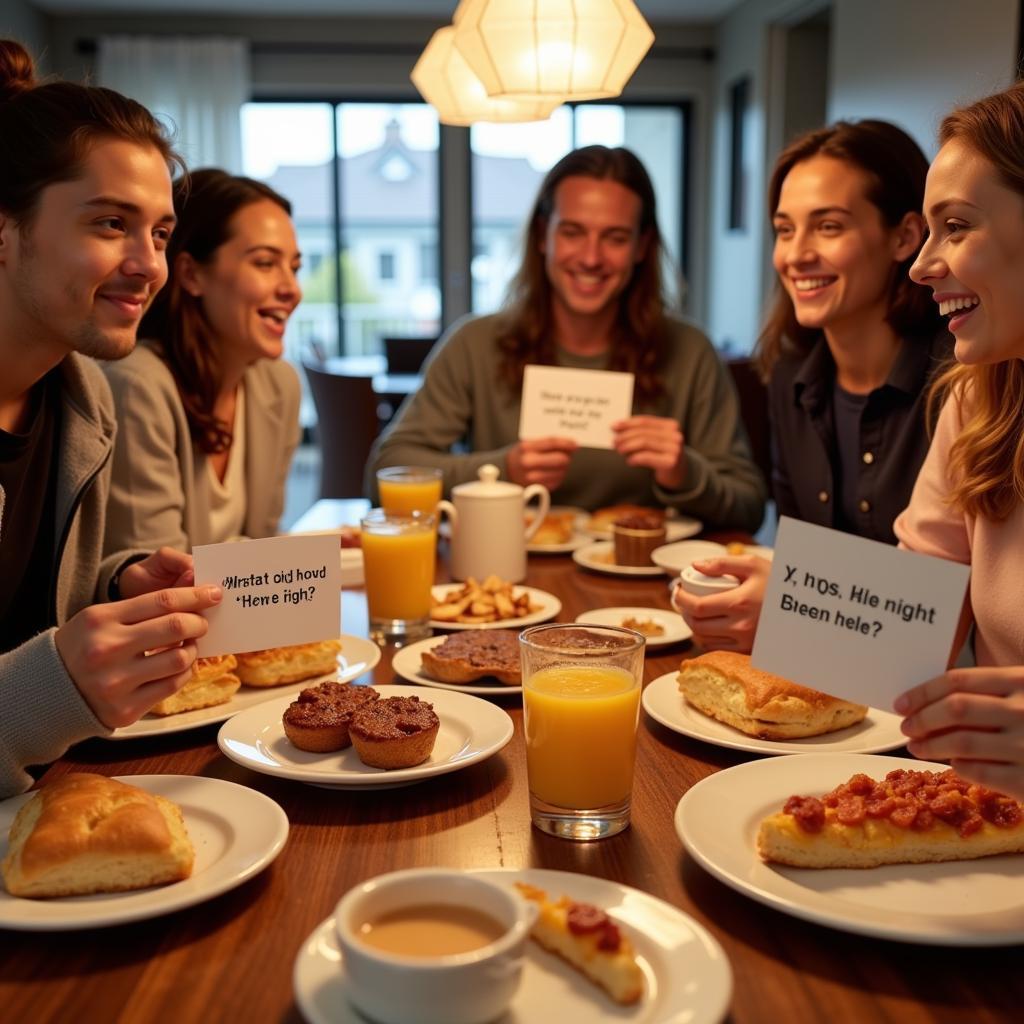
[334,868,533,1024]
[673,563,742,601]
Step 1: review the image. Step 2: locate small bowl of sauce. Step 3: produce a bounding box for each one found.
[334,868,533,1024]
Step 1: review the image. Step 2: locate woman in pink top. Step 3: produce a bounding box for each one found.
[894,83,1024,800]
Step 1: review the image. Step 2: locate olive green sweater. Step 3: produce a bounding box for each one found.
[368,314,766,532]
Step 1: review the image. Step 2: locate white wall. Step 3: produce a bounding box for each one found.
[705,0,1021,354]
[829,0,1018,157]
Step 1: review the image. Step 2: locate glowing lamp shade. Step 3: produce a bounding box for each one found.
[411,26,559,125]
[453,0,654,102]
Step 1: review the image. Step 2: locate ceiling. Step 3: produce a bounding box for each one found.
[34,0,740,22]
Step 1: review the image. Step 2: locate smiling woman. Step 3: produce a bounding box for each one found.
[102,170,303,554]
[675,120,953,655]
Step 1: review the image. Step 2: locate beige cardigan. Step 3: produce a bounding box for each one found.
[102,342,302,554]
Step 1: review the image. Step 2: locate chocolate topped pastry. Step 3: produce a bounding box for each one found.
[419,629,521,685]
[611,515,667,567]
[349,696,440,769]
[282,682,380,752]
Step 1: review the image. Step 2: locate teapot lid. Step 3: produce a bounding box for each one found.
[452,463,521,498]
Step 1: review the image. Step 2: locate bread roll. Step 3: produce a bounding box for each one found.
[677,651,867,739]
[2,774,194,898]
[235,639,342,686]
[149,655,240,716]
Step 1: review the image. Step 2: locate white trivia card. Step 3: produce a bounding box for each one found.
[193,533,341,657]
[751,517,970,710]
[518,364,634,450]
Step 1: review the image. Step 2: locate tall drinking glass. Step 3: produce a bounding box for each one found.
[361,508,435,645]
[377,466,443,516]
[520,624,645,840]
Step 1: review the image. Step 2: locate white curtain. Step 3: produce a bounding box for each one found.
[96,36,249,174]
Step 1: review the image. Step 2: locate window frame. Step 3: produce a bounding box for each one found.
[247,95,692,352]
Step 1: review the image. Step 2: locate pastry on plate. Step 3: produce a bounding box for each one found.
[677,651,867,739]
[515,883,643,1005]
[419,630,521,685]
[234,638,343,687]
[2,774,194,898]
[282,682,380,752]
[527,511,576,546]
[757,767,1024,868]
[349,696,439,769]
[149,654,240,716]
[587,504,664,536]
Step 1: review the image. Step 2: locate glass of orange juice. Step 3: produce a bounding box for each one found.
[361,508,436,645]
[520,624,645,840]
[377,466,443,516]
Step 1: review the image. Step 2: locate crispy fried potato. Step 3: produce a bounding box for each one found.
[430,576,541,623]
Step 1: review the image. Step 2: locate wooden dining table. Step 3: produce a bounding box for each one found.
[2,537,1021,1024]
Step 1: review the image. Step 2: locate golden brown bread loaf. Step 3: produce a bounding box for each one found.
[2,774,194,898]
[677,651,867,739]
[149,655,240,716]
[234,639,342,686]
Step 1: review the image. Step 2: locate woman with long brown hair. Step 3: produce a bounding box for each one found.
[370,145,764,529]
[895,82,1024,799]
[677,120,950,650]
[104,168,303,553]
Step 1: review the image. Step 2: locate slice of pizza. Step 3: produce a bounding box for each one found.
[757,767,1024,869]
[515,882,643,1005]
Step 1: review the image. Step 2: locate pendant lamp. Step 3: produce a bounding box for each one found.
[452,0,654,102]
[411,25,560,126]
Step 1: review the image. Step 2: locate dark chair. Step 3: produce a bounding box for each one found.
[726,357,772,485]
[302,361,380,498]
[382,335,438,375]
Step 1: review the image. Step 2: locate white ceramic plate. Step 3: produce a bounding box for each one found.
[110,635,381,740]
[675,753,1024,945]
[429,585,561,631]
[575,608,692,648]
[651,540,774,576]
[218,684,514,789]
[586,515,703,542]
[0,775,288,931]
[293,867,732,1024]
[392,635,523,695]
[643,673,907,755]
[572,541,666,577]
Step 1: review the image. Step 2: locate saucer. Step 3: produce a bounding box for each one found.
[293,867,732,1023]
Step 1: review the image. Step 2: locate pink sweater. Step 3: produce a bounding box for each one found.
[894,394,1024,667]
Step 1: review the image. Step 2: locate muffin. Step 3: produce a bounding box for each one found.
[349,696,440,769]
[282,682,380,752]
[611,514,667,566]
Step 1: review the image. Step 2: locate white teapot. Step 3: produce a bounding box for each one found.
[438,465,550,583]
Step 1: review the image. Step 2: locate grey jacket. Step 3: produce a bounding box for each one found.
[103,342,302,554]
[0,355,135,797]
[369,314,766,532]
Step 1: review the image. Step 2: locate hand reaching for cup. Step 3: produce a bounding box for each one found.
[506,436,578,491]
[55,585,223,729]
[672,555,771,652]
